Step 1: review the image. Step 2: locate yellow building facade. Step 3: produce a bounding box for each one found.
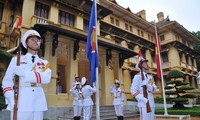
[0,0,200,112]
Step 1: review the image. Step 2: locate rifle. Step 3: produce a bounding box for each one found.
[140,66,151,113]
[13,38,22,120]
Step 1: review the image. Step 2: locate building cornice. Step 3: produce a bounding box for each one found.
[158,21,200,42]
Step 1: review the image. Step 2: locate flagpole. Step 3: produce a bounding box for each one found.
[94,0,100,119]
[154,21,168,115]
[95,68,100,120]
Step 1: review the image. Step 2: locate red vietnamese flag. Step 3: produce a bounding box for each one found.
[138,50,141,58]
[16,16,22,28]
[154,24,161,79]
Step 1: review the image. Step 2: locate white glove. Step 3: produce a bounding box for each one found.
[141,80,148,86]
[13,66,25,77]
[93,82,96,88]
[4,91,14,111]
[74,97,78,100]
[72,85,76,89]
[141,97,148,104]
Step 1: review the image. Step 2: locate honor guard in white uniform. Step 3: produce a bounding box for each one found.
[81,77,96,120]
[109,79,125,120]
[70,81,83,120]
[2,30,52,120]
[146,74,157,120]
[72,74,80,88]
[130,57,152,120]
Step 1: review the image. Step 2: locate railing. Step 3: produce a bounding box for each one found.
[151,62,157,68]
[162,62,170,68]
[193,67,197,72]
[180,62,187,68]
[31,15,48,26]
[187,64,192,70]
[151,62,170,69]
[129,57,137,64]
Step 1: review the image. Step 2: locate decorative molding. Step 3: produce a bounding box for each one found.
[73,40,80,60]
[41,36,45,57]
[52,34,58,56]
[119,53,124,68]
[106,49,112,66]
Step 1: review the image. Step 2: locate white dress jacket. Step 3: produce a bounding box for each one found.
[2,53,52,111]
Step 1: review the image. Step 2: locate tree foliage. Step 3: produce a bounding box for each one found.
[0,50,12,110]
[192,31,200,71]
[191,31,200,40]
[166,70,184,80]
[0,49,12,63]
[165,70,196,109]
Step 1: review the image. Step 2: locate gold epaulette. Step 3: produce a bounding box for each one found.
[31,64,36,72]
[42,62,50,72]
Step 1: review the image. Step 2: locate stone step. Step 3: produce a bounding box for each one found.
[64,108,134,115]
[64,110,135,118]
[66,106,115,114]
[59,105,138,120]
[58,114,139,120]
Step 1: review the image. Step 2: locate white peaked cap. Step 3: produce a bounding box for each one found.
[22,29,41,49]
[115,79,120,84]
[81,77,87,85]
[75,74,79,78]
[135,57,148,70]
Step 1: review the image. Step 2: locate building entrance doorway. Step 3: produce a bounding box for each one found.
[78,60,96,102]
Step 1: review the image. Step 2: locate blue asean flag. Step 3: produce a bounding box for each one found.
[86,0,98,86]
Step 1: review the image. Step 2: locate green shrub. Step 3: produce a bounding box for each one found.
[127,97,173,104]
[0,84,6,110]
[0,49,12,63]
[166,70,196,109]
[155,106,200,116]
[166,70,184,80]
[43,118,49,120]
[127,98,136,101]
[0,95,6,110]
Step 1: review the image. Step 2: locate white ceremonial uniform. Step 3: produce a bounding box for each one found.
[130,72,151,120]
[109,86,125,117]
[146,75,157,120]
[2,53,51,120]
[72,81,78,88]
[81,85,96,120]
[70,87,83,117]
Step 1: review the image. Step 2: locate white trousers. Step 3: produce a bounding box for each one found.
[83,105,93,120]
[73,105,82,116]
[10,111,43,120]
[139,107,148,120]
[147,107,155,120]
[114,105,124,116]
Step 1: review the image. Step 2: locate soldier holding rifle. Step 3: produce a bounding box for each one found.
[2,29,52,120]
[130,57,153,120]
[146,73,157,120]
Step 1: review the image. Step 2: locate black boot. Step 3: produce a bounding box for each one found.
[77,116,81,120]
[74,117,76,120]
[117,116,120,120]
[120,116,124,120]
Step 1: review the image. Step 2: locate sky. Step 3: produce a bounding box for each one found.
[115,0,200,32]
